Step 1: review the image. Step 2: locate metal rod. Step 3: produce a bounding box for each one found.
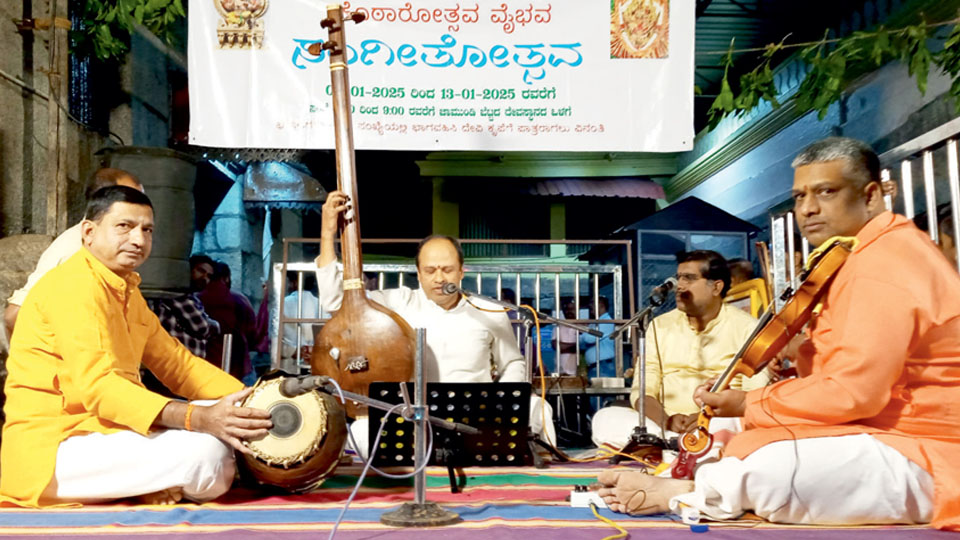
[902,159,915,219]
[770,216,786,310]
[414,328,427,505]
[881,169,893,211]
[786,212,796,289]
[593,274,600,374]
[222,334,233,375]
[923,151,939,242]
[296,272,304,366]
[554,273,561,374]
[948,140,960,274]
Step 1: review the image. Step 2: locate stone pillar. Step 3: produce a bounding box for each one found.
[194,179,263,301]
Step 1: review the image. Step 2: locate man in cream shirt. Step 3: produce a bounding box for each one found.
[592,250,768,448]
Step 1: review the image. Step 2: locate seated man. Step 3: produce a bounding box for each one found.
[591,250,769,448]
[580,297,616,378]
[0,186,272,507]
[598,137,960,529]
[316,190,554,455]
[200,262,257,383]
[149,254,221,359]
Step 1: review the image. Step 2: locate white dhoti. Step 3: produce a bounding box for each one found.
[348,396,556,460]
[592,405,743,472]
[671,434,934,525]
[42,429,236,504]
[592,405,676,449]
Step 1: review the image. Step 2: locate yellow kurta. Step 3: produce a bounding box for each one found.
[631,303,768,415]
[1,248,243,507]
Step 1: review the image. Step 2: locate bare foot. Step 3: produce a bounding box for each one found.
[136,487,183,505]
[596,470,694,515]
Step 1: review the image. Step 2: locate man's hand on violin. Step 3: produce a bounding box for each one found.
[693,386,746,417]
[666,413,698,433]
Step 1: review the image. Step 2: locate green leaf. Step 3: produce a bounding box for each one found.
[717,76,735,112]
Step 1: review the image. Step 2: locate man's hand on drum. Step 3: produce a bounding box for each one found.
[192,387,273,455]
[692,377,746,418]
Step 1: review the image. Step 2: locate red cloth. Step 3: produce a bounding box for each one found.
[725,212,960,530]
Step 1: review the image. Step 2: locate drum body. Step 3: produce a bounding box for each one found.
[239,377,347,492]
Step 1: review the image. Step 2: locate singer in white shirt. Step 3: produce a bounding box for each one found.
[315,191,555,456]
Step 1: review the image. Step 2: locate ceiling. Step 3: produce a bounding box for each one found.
[693,0,871,131]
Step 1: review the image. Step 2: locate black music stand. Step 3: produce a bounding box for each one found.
[369,382,532,491]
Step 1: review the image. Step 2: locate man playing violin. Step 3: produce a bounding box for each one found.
[591,250,769,448]
[598,137,960,529]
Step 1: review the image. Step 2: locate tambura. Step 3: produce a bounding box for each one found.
[239,376,347,493]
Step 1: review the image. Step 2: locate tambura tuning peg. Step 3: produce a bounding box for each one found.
[320,17,336,30]
[348,12,366,23]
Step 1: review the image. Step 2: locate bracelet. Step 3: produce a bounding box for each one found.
[185,403,195,431]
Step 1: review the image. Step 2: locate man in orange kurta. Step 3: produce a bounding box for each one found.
[597,137,960,529]
[1,186,272,507]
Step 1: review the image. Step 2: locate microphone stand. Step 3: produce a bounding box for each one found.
[281,375,480,436]
[608,296,671,464]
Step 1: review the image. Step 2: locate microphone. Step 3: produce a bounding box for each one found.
[441,282,460,295]
[649,276,678,306]
[279,375,330,398]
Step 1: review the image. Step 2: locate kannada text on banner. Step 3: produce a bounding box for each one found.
[188,0,694,152]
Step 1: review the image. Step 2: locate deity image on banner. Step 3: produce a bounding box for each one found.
[610,0,670,59]
[214,0,269,49]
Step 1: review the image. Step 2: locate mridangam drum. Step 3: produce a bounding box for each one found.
[239,376,347,493]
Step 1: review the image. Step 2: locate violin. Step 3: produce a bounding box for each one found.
[670,239,853,479]
[310,5,415,417]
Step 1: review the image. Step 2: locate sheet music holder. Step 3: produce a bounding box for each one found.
[368,382,533,472]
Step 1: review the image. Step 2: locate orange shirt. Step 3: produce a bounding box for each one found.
[725,212,960,530]
[1,248,243,507]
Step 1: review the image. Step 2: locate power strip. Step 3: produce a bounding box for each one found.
[569,490,608,509]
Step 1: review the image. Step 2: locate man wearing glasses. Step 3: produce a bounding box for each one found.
[592,250,769,448]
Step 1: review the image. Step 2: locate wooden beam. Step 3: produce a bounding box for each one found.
[45,0,69,235]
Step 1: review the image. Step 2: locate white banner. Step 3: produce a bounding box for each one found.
[188,0,694,152]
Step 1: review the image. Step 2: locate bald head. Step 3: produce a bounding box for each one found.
[416,235,465,310]
[85,168,142,200]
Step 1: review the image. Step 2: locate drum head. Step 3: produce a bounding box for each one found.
[243,378,327,467]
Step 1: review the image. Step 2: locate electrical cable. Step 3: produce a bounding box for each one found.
[322,379,434,540]
[462,295,647,465]
[589,502,629,540]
